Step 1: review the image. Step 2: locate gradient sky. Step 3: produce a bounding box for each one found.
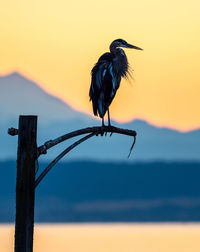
[0,0,200,131]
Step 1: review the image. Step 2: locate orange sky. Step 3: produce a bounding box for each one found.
[0,0,200,131]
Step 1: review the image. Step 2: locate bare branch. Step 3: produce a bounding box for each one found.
[35,126,137,188]
[37,125,137,157]
[35,132,96,188]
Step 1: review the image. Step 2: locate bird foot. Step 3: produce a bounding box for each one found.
[96,127,104,136]
[101,126,105,136]
[108,124,113,136]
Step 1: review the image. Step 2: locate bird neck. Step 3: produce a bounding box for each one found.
[109,42,117,54]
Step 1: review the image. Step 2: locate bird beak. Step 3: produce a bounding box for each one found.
[125,43,143,50]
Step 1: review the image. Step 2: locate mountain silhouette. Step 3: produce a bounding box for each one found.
[0,72,90,123]
[0,72,200,161]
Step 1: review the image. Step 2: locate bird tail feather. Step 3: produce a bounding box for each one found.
[97,92,106,118]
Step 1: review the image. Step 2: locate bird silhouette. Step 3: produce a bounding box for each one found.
[89,38,142,127]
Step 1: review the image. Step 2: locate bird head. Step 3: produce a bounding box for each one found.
[110,39,143,51]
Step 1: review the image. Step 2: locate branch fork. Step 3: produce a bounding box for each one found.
[35,125,137,187]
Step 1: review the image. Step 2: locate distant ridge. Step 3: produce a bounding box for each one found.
[0,72,200,161]
[0,71,91,123]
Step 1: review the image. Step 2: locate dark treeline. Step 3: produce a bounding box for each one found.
[1,160,200,222]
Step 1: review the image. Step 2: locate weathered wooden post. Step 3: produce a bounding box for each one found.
[15,115,37,252]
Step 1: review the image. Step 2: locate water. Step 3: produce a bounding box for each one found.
[1,223,200,252]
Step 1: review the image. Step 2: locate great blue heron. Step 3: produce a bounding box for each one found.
[89,38,142,127]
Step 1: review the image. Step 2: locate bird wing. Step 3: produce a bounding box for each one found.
[90,53,112,90]
[89,63,107,116]
[89,53,118,117]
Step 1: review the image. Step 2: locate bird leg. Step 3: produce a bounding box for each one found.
[107,108,113,136]
[102,117,105,127]
[101,117,105,136]
[107,108,111,127]
[96,118,105,136]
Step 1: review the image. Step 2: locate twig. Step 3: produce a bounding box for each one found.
[35,132,96,188]
[127,134,136,158]
[37,125,137,157]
